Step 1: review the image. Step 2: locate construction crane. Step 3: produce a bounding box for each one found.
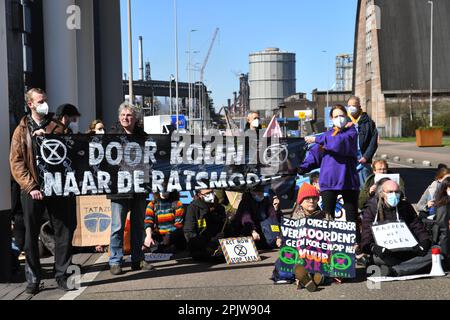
[200,28,219,83]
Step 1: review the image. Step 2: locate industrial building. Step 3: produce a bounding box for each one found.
[354,0,450,137]
[249,48,296,119]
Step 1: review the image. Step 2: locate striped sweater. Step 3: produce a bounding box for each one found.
[144,200,184,235]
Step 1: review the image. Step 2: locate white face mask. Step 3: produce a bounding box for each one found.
[203,193,215,204]
[95,129,105,135]
[347,106,359,116]
[333,116,347,129]
[68,121,79,134]
[35,102,49,116]
[251,119,260,129]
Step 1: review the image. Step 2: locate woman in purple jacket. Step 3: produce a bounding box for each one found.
[298,104,360,224]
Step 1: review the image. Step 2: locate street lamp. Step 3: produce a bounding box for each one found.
[173,0,180,130]
[428,0,434,127]
[169,74,175,115]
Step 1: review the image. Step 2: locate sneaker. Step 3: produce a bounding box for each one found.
[109,264,123,275]
[131,260,156,271]
[294,265,317,292]
[25,282,40,295]
[313,273,325,286]
[56,277,75,291]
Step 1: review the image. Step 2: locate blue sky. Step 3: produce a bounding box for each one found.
[120,0,357,110]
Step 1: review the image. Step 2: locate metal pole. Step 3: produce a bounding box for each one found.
[174,0,179,131]
[428,1,433,127]
[169,76,173,115]
[127,0,134,104]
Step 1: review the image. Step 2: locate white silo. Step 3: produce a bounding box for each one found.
[249,48,296,118]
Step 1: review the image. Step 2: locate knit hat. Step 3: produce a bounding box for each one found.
[297,183,320,204]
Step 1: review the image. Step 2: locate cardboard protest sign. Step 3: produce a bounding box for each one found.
[371,222,418,251]
[34,133,306,198]
[278,218,357,278]
[72,195,112,247]
[374,174,400,185]
[126,253,173,263]
[219,237,261,265]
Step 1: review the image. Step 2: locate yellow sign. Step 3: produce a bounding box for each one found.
[298,112,306,120]
[271,225,280,232]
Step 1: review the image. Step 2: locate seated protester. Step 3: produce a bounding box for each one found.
[184,189,228,262]
[144,190,186,254]
[431,177,450,267]
[358,160,405,210]
[361,180,432,277]
[291,183,327,292]
[417,167,450,218]
[232,187,281,249]
[292,183,326,220]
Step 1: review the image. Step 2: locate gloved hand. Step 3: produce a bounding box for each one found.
[412,244,428,257]
[371,244,390,259]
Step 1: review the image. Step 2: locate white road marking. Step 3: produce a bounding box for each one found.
[60,253,109,300]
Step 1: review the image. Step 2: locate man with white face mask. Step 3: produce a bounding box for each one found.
[361,180,432,276]
[184,189,228,261]
[55,104,81,134]
[346,96,378,188]
[245,111,261,131]
[10,88,75,294]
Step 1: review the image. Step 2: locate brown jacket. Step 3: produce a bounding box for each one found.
[10,115,66,193]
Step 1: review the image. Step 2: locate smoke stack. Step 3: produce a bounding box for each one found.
[138,36,144,81]
[429,247,446,277]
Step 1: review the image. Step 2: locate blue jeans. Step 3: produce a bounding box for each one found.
[109,197,146,266]
[357,163,373,189]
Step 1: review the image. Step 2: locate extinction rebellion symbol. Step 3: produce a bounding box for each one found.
[40,140,67,165]
[234,244,248,257]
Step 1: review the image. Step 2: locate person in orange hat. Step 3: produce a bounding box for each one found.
[292,183,328,220]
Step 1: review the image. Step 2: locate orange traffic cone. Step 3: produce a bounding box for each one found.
[429,247,446,277]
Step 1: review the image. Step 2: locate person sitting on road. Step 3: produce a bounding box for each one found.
[144,190,186,254]
[430,177,450,268]
[231,187,281,249]
[417,167,450,218]
[361,180,432,277]
[292,183,327,220]
[290,183,328,291]
[358,160,405,210]
[184,189,229,262]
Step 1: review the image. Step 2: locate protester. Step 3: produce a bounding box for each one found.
[432,177,450,262]
[346,96,378,187]
[417,167,450,216]
[309,172,320,192]
[55,103,81,133]
[361,180,432,276]
[86,119,105,134]
[231,187,281,249]
[292,183,326,220]
[108,102,151,275]
[9,88,76,293]
[144,190,185,254]
[358,160,405,210]
[245,111,261,131]
[184,189,228,261]
[299,104,360,225]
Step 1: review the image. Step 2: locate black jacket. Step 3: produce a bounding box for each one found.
[106,124,147,201]
[184,199,226,242]
[361,197,431,254]
[356,113,378,163]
